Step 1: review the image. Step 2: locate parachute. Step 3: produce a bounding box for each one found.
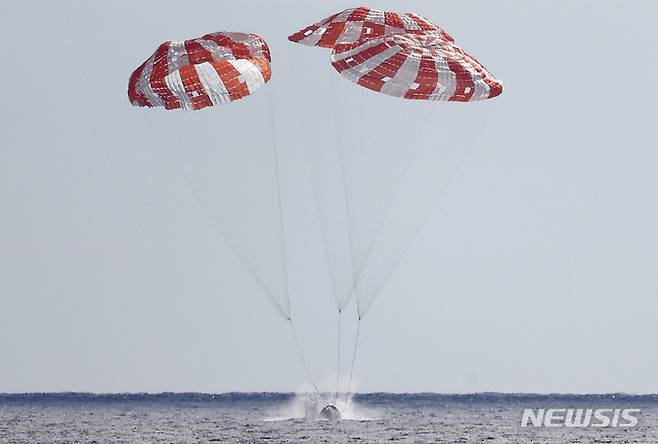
[289,6,502,102]
[128,32,271,110]
[331,33,503,101]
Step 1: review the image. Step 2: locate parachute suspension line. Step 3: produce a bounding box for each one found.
[349,106,434,304]
[289,318,320,394]
[344,316,361,406]
[329,83,363,396]
[145,114,288,320]
[292,97,340,310]
[266,85,291,317]
[309,167,341,309]
[266,87,318,394]
[330,79,359,311]
[334,309,342,403]
[337,142,359,311]
[287,57,345,310]
[360,139,476,317]
[287,64,347,398]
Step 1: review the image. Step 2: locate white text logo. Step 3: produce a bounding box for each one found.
[520,408,640,428]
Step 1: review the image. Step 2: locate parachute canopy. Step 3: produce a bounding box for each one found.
[128,32,272,111]
[288,6,453,48]
[289,7,502,102]
[332,33,503,101]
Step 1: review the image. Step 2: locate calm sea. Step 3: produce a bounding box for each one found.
[1,393,657,443]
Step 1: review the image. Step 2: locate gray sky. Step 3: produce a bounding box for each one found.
[1,1,657,394]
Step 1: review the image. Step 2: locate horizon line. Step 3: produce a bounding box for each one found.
[1,391,657,397]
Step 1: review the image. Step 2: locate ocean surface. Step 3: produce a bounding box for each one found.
[1,393,657,443]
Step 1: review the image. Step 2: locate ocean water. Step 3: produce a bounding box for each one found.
[1,393,657,443]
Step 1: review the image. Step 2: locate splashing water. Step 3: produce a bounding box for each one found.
[264,392,380,422]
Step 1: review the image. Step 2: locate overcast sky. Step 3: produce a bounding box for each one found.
[1,1,657,394]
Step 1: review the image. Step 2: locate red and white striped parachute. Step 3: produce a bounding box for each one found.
[289,7,502,102]
[288,6,454,48]
[332,33,503,102]
[128,32,271,111]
